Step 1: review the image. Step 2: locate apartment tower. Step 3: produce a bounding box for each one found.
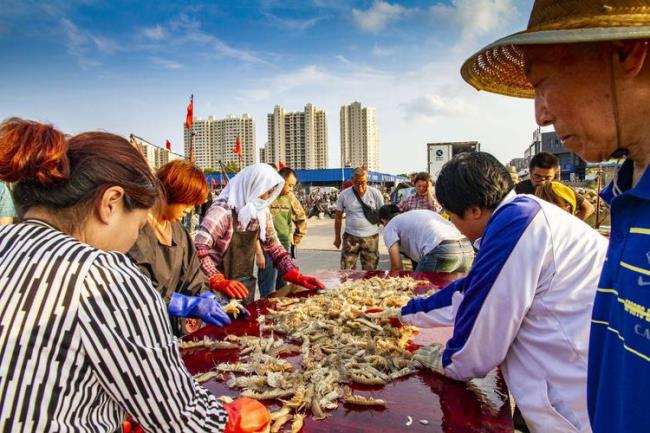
[340,101,379,171]
[183,114,256,170]
[263,104,328,169]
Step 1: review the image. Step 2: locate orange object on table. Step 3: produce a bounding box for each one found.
[223,398,271,433]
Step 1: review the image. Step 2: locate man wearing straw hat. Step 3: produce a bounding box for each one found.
[460,1,650,432]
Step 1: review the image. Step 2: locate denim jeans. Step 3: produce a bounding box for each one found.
[415,239,474,273]
[257,251,286,297]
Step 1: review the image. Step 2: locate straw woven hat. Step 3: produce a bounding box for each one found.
[461,0,650,98]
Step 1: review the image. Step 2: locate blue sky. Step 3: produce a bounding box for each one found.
[0,0,538,173]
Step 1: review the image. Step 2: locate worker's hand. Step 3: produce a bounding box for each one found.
[257,254,266,270]
[210,274,249,299]
[283,269,325,290]
[364,307,402,327]
[413,343,446,374]
[168,292,232,328]
[292,235,302,246]
[223,398,271,433]
[333,236,342,249]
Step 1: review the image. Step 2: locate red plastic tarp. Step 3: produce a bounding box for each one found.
[182,271,514,433]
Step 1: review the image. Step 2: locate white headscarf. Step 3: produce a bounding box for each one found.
[218,163,284,241]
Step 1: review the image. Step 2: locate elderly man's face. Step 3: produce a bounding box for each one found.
[524,44,618,163]
[353,175,368,195]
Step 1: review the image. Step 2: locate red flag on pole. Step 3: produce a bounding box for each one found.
[165,140,172,151]
[184,95,194,130]
[233,135,241,154]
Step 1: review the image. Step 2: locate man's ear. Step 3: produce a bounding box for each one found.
[613,40,648,78]
[467,205,484,220]
[96,186,125,225]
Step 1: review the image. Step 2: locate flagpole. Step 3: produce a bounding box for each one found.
[595,164,603,229]
[185,94,195,163]
[340,137,344,189]
[218,160,231,181]
[235,132,242,171]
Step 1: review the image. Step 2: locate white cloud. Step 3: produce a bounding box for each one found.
[150,56,183,69]
[272,65,333,92]
[90,34,118,54]
[335,55,353,66]
[60,13,272,68]
[430,0,514,49]
[400,95,474,120]
[142,24,165,40]
[235,65,333,104]
[371,45,395,57]
[173,13,270,65]
[237,88,272,103]
[352,1,411,33]
[264,13,324,31]
[210,38,269,64]
[61,18,114,68]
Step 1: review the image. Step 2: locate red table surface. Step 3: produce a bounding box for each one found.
[182,271,513,433]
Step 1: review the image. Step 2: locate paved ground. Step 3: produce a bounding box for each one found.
[293,216,390,275]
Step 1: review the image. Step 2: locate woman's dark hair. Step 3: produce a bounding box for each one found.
[413,172,431,184]
[529,151,560,170]
[156,160,208,206]
[278,167,296,180]
[378,204,401,222]
[0,117,158,224]
[435,152,514,216]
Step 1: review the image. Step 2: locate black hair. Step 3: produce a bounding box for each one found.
[435,152,514,216]
[378,204,401,223]
[529,152,559,170]
[278,167,296,179]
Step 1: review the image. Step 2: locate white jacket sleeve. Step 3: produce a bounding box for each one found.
[442,199,548,381]
[400,279,465,327]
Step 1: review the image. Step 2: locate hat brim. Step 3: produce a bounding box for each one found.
[461,26,650,99]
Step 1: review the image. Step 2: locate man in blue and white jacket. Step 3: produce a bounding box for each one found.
[400,152,608,433]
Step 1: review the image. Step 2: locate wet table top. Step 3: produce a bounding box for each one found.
[182,271,513,433]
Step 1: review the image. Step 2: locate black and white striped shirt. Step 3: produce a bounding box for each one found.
[0,220,228,432]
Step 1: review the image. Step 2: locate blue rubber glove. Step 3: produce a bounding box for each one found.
[168,292,232,328]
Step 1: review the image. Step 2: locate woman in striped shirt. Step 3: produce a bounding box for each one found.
[0,118,270,433]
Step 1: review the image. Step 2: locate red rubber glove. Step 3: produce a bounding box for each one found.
[209,274,248,299]
[122,416,144,433]
[283,269,325,290]
[223,398,271,433]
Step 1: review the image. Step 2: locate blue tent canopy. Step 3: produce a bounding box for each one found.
[294,168,407,185]
[205,168,408,187]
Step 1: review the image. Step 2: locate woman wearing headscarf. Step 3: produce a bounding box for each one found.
[196,163,323,302]
[128,160,232,336]
[0,118,270,433]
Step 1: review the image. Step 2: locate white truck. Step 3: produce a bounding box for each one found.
[427,141,480,180]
